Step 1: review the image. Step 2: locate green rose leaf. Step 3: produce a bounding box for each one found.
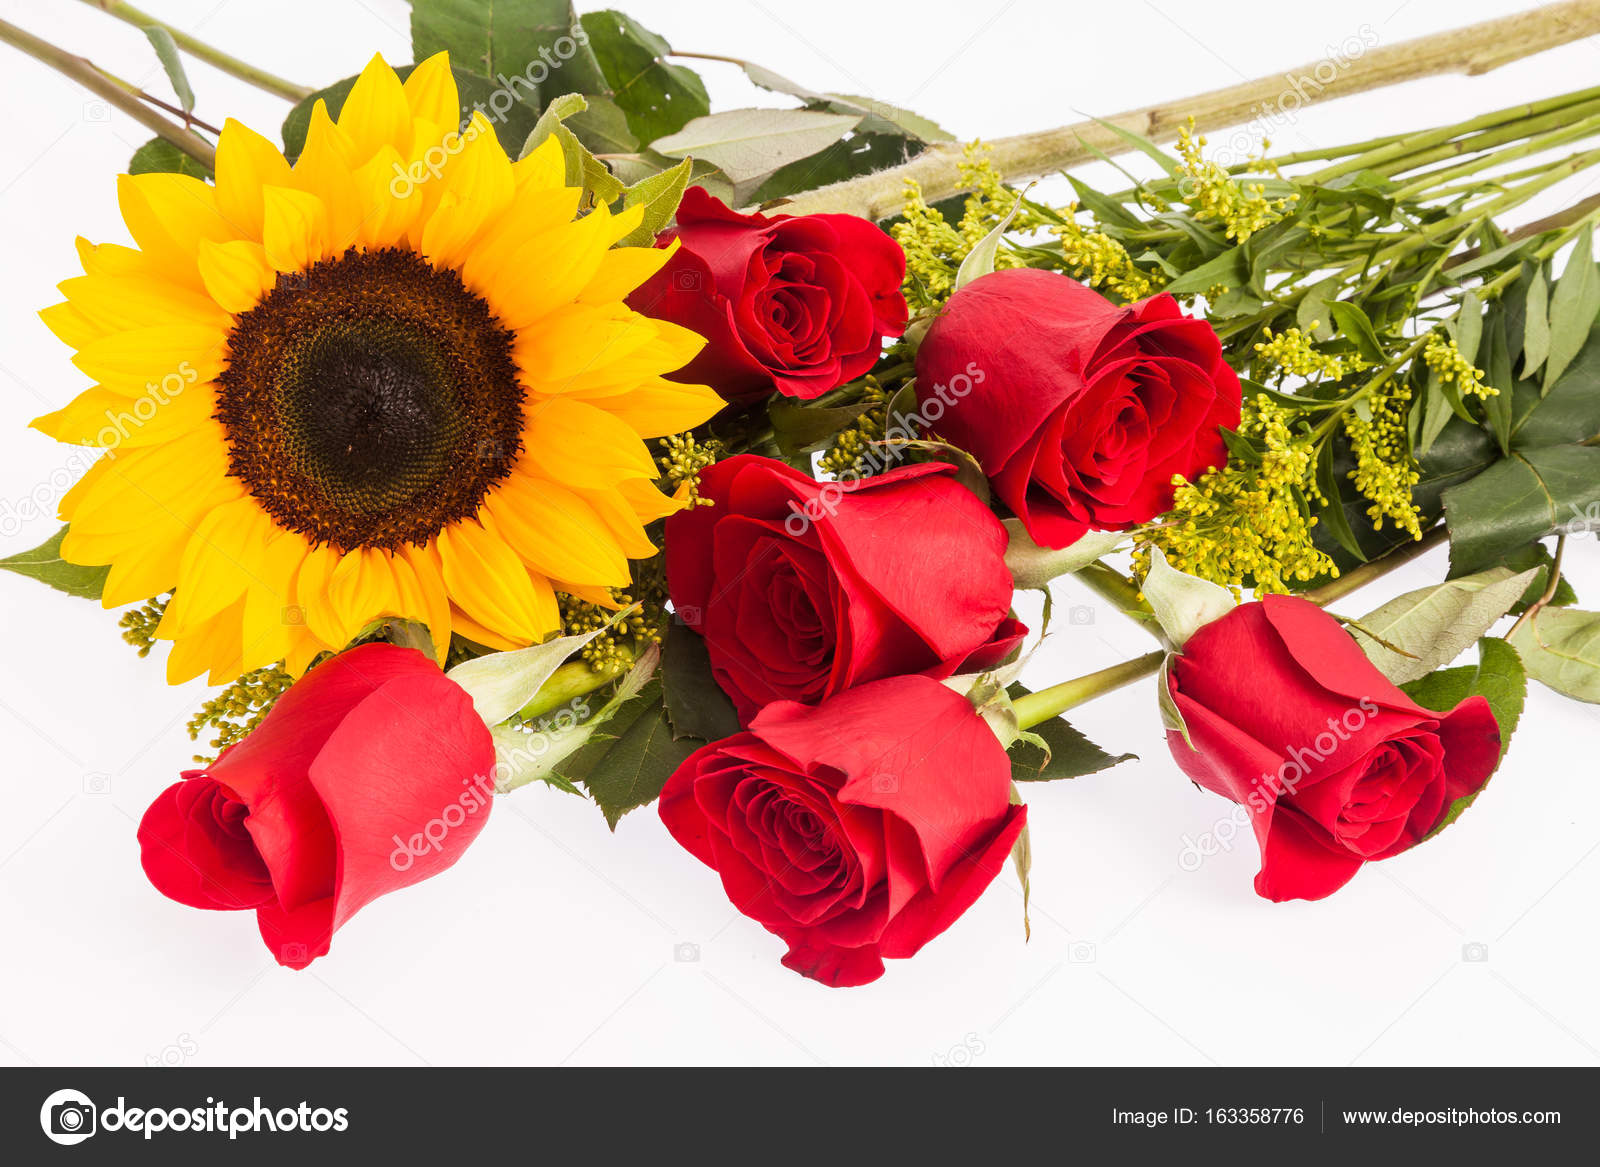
[128,138,211,179]
[1508,607,1600,704]
[142,26,196,113]
[1542,225,1599,394]
[1006,684,1135,781]
[557,679,701,829]
[650,107,861,188]
[659,623,740,743]
[0,527,108,601]
[410,0,609,102]
[1442,445,1600,575]
[1401,637,1526,836]
[1349,564,1539,684]
[579,10,709,145]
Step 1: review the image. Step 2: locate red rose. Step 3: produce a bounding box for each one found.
[1165,595,1501,901]
[915,269,1241,548]
[666,453,1025,723]
[659,674,1026,986]
[138,644,496,967]
[629,186,908,402]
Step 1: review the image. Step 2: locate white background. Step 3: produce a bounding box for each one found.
[1,0,1598,1067]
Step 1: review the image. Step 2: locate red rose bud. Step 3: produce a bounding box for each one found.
[137,644,497,968]
[629,187,908,403]
[915,269,1242,549]
[659,675,1027,987]
[1165,595,1501,901]
[666,453,1026,724]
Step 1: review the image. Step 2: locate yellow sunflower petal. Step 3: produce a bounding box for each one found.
[33,380,216,449]
[475,202,642,329]
[165,496,280,634]
[517,396,662,489]
[337,54,411,162]
[419,112,515,267]
[196,239,277,315]
[39,303,102,350]
[214,118,292,238]
[240,530,312,673]
[260,185,331,272]
[58,275,228,333]
[352,144,421,250]
[587,377,724,438]
[293,103,363,251]
[437,515,559,644]
[511,134,566,192]
[398,543,454,663]
[70,325,228,395]
[484,475,631,586]
[579,238,679,303]
[116,173,237,287]
[402,52,459,131]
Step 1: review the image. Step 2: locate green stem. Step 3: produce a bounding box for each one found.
[0,17,215,168]
[1020,522,1455,728]
[1076,561,1151,617]
[1013,651,1166,729]
[78,0,311,102]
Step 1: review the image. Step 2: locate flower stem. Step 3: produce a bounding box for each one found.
[76,0,312,102]
[0,16,215,168]
[1013,651,1166,729]
[1020,522,1455,728]
[773,1,1600,219]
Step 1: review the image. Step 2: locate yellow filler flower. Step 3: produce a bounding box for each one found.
[33,54,721,685]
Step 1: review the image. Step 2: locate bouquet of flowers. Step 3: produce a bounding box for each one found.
[4,0,1600,986]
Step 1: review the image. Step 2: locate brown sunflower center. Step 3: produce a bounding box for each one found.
[216,247,524,551]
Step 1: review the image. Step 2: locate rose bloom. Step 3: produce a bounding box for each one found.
[915,268,1241,549]
[1165,595,1501,901]
[138,644,496,967]
[666,453,1026,723]
[629,187,908,402]
[659,674,1027,986]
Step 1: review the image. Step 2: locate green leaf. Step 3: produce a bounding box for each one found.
[1349,565,1539,684]
[1543,225,1600,394]
[566,93,637,154]
[557,680,700,828]
[1510,320,1600,448]
[766,395,873,458]
[1401,638,1525,835]
[617,156,691,246]
[446,625,607,726]
[1089,116,1181,177]
[1141,547,1234,649]
[579,10,709,145]
[1003,521,1125,589]
[659,623,740,743]
[954,184,1029,291]
[1521,266,1550,378]
[747,133,919,205]
[1009,782,1031,941]
[282,65,538,160]
[1329,301,1387,365]
[1442,446,1600,575]
[1502,542,1579,615]
[1479,307,1513,456]
[650,107,860,186]
[1315,436,1368,561]
[410,0,609,101]
[1006,685,1134,781]
[519,93,623,204]
[0,527,108,600]
[1509,607,1600,704]
[141,26,195,113]
[1162,245,1248,296]
[821,94,952,143]
[128,138,210,179]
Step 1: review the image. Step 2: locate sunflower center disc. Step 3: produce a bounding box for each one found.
[216,248,524,551]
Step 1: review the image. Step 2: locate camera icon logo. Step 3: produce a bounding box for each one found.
[672,270,702,292]
[1067,941,1097,964]
[1067,605,1096,626]
[280,942,309,964]
[40,1088,96,1146]
[869,773,898,794]
[281,605,306,627]
[82,772,111,795]
[1461,942,1489,963]
[82,101,110,123]
[673,942,700,963]
[673,605,702,626]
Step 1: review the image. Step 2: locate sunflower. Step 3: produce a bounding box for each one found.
[34,53,722,685]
